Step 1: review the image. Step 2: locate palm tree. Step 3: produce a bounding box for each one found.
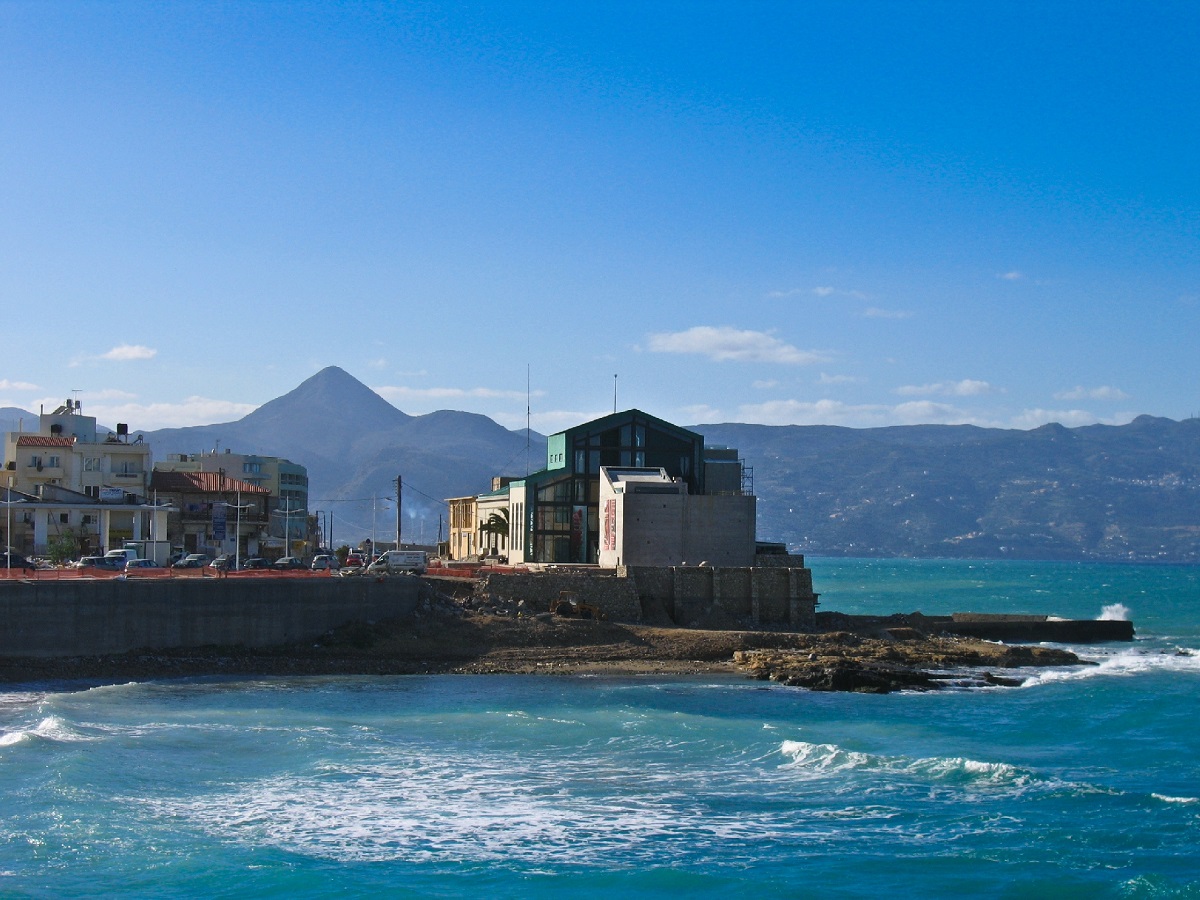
[478,508,510,553]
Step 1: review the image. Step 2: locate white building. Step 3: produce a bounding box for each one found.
[2,400,165,557]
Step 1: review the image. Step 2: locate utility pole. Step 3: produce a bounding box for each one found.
[395,474,403,549]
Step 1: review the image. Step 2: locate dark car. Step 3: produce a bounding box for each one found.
[1,551,36,570]
[239,558,269,570]
[172,554,209,569]
[74,555,122,571]
[271,556,306,570]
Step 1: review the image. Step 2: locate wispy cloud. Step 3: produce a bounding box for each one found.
[862,307,913,319]
[374,385,545,404]
[735,398,989,428]
[895,379,993,397]
[0,380,38,391]
[818,372,863,385]
[767,285,869,300]
[1054,385,1129,401]
[752,379,779,390]
[998,271,1023,281]
[83,396,258,430]
[100,344,157,362]
[646,326,828,365]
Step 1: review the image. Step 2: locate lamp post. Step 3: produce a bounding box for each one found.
[4,477,13,571]
[226,489,253,571]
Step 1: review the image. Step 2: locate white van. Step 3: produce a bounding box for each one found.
[367,550,427,575]
[103,548,140,566]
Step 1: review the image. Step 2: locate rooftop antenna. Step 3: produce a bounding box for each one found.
[613,374,618,414]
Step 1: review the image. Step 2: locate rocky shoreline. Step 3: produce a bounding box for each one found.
[0,604,1089,692]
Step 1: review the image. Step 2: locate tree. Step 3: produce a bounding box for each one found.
[47,528,82,565]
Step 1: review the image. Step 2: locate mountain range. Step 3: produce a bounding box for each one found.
[5,367,1199,561]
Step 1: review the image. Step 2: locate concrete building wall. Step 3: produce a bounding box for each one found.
[0,577,423,658]
[681,494,756,567]
[605,491,686,568]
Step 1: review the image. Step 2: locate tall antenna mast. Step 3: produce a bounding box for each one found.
[613,374,618,413]
[526,364,531,475]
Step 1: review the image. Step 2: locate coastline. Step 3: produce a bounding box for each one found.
[0,610,1087,692]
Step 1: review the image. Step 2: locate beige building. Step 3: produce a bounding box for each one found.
[2,399,162,556]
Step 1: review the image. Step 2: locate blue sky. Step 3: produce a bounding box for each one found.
[2,1,1197,433]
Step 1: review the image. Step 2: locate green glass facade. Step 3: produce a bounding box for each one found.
[521,410,705,564]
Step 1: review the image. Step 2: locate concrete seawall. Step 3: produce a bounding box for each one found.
[0,577,424,658]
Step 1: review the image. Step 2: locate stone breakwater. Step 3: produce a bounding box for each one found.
[733,631,1084,693]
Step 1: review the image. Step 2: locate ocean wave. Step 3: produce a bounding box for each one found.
[1151,793,1198,805]
[772,739,1116,807]
[1020,645,1200,687]
[0,715,94,747]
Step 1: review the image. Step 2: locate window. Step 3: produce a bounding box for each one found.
[48,456,60,468]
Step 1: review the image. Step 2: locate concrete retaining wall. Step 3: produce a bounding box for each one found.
[0,577,424,658]
[476,572,644,622]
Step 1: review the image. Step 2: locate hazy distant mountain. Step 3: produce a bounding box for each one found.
[144,367,546,542]
[0,407,36,435]
[699,416,1200,563]
[11,369,1199,561]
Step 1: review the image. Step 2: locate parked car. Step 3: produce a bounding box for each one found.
[343,553,364,568]
[239,557,269,570]
[310,554,340,571]
[172,554,209,569]
[209,556,232,571]
[74,555,123,571]
[124,558,164,570]
[272,556,305,570]
[1,550,36,570]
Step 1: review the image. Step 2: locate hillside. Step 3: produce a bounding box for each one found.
[700,416,1200,562]
[6,372,1199,561]
[143,368,546,540]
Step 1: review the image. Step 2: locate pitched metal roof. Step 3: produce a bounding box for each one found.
[149,471,269,494]
[15,435,75,448]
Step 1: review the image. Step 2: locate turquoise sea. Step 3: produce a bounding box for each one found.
[2,559,1198,898]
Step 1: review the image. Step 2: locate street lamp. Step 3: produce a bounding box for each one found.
[225,489,253,570]
[272,500,307,560]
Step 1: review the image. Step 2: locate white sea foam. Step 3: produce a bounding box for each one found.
[0,715,93,746]
[1020,644,1200,687]
[1099,603,1131,621]
[1151,793,1198,804]
[142,755,785,866]
[777,740,1061,796]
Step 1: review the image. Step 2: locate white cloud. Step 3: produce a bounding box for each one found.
[84,396,258,430]
[100,344,157,362]
[752,379,779,390]
[1054,385,1129,401]
[734,398,983,428]
[679,404,724,423]
[895,379,992,397]
[818,372,863,385]
[374,385,545,404]
[0,380,38,391]
[863,307,913,319]
[646,326,828,365]
[998,271,1023,281]
[768,285,869,300]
